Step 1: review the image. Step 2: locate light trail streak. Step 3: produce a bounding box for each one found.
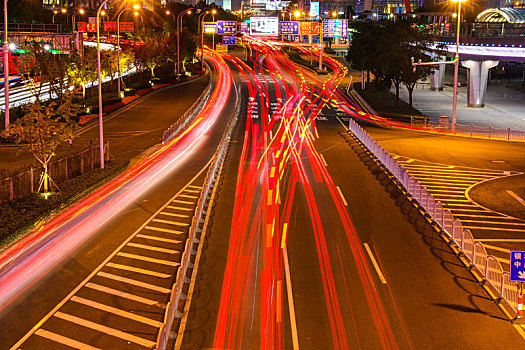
[0,49,233,314]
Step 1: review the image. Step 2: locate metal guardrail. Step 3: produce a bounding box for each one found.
[161,69,214,145]
[156,81,242,349]
[410,119,525,141]
[348,118,522,318]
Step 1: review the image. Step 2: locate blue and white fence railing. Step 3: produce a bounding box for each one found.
[348,118,521,318]
[156,82,241,349]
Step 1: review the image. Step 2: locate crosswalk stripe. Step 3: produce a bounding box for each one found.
[145,226,183,234]
[166,205,193,211]
[97,272,171,293]
[35,329,100,350]
[152,218,189,226]
[71,296,163,328]
[85,283,159,305]
[172,199,194,205]
[106,262,171,278]
[179,194,198,199]
[54,312,156,348]
[127,242,179,254]
[136,234,180,244]
[117,252,179,266]
[159,212,188,218]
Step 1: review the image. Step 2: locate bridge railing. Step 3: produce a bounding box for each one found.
[5,23,62,33]
[347,117,521,319]
[410,119,525,141]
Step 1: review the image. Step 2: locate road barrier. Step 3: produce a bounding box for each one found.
[410,119,525,141]
[348,118,522,319]
[156,82,242,349]
[161,68,213,145]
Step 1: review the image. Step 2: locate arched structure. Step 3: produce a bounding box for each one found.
[476,8,525,23]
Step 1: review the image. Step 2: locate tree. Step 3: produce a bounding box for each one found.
[7,89,80,193]
[134,29,168,78]
[66,52,98,104]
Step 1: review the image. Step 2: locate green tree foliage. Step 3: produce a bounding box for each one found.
[134,29,169,78]
[7,89,80,193]
[65,52,98,103]
[347,19,435,107]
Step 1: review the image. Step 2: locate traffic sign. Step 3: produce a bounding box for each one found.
[323,19,348,38]
[222,36,236,45]
[280,21,299,35]
[511,251,525,282]
[203,22,217,33]
[299,21,319,35]
[240,22,249,34]
[217,21,237,35]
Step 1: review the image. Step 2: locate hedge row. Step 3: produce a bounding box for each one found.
[0,159,129,249]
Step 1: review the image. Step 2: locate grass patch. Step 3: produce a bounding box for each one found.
[353,82,427,123]
[0,158,130,250]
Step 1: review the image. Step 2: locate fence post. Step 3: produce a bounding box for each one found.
[470,124,473,137]
[65,156,68,180]
[489,125,491,139]
[91,147,94,169]
[80,151,84,175]
[508,128,511,140]
[9,177,14,201]
[30,167,34,193]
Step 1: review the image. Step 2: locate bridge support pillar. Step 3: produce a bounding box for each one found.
[430,64,445,91]
[461,60,499,107]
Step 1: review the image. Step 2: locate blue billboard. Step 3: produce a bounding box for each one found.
[280,21,299,35]
[217,20,237,35]
[323,19,348,38]
[222,36,236,45]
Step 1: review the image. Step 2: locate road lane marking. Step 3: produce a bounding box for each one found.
[127,243,179,254]
[184,189,200,193]
[136,234,180,244]
[482,244,511,253]
[463,226,525,232]
[85,283,159,305]
[71,296,162,328]
[363,243,387,284]
[35,329,101,350]
[9,157,211,350]
[145,226,183,234]
[172,199,194,205]
[280,223,289,249]
[106,262,171,278]
[496,257,511,265]
[188,185,202,189]
[179,194,198,199]
[283,246,300,350]
[117,252,179,266]
[460,220,525,226]
[507,190,525,208]
[54,312,156,348]
[336,186,348,206]
[166,205,193,211]
[477,239,525,242]
[97,272,171,293]
[320,154,328,167]
[152,218,189,226]
[159,212,188,218]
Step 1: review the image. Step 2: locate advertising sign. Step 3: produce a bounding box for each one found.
[250,17,279,36]
[119,22,134,32]
[251,3,266,16]
[77,22,97,33]
[104,21,117,32]
[240,22,249,34]
[203,22,217,33]
[222,36,236,45]
[310,2,320,17]
[280,21,299,35]
[217,20,237,35]
[299,21,319,35]
[510,251,525,282]
[323,19,348,38]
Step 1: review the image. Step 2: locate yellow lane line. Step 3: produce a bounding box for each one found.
[98,272,171,293]
[106,262,171,278]
[127,242,179,254]
[136,234,180,244]
[152,218,189,226]
[477,239,525,242]
[145,226,183,234]
[35,329,101,350]
[464,226,525,232]
[482,244,511,253]
[459,220,525,226]
[85,283,159,305]
[116,252,179,266]
[159,212,188,218]
[507,190,525,208]
[363,243,387,284]
[166,205,193,211]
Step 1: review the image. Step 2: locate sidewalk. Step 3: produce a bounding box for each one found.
[396,83,525,130]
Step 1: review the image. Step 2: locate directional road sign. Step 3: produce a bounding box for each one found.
[280,21,299,35]
[203,22,217,33]
[240,22,249,34]
[510,251,525,282]
[217,21,237,35]
[323,19,348,38]
[299,21,319,35]
[222,36,236,45]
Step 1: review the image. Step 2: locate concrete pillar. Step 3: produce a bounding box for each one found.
[461,60,499,107]
[430,63,445,91]
[308,34,312,44]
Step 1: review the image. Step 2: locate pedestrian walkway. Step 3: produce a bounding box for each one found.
[395,83,525,130]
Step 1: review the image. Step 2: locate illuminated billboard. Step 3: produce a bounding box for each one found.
[310,2,320,17]
[250,17,279,36]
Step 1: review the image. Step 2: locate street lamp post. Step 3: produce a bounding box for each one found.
[177,9,192,78]
[211,9,216,50]
[412,0,465,133]
[117,5,140,98]
[3,0,9,129]
[72,8,85,33]
[199,11,210,70]
[52,8,66,24]
[96,1,110,169]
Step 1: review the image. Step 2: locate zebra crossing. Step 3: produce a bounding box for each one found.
[394,155,525,267]
[13,182,204,350]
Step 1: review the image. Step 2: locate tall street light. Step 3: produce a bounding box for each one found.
[96,1,111,169]
[319,11,337,71]
[117,4,140,97]
[412,0,465,133]
[177,8,192,78]
[199,11,211,70]
[3,0,9,129]
[211,9,217,50]
[52,8,67,24]
[72,8,85,33]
